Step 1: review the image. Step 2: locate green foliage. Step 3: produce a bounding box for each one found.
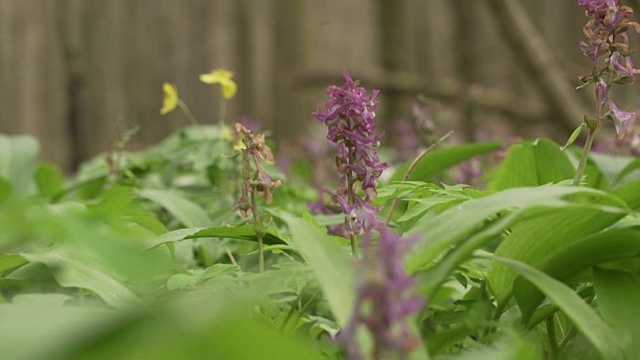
[2,126,640,360]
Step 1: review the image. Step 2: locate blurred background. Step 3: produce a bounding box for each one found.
[2,0,639,172]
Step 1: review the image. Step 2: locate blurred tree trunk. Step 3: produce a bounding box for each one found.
[376,0,408,126]
[272,0,305,140]
[451,0,478,142]
[0,0,72,171]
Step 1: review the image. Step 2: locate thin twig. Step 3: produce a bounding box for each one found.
[385,130,454,226]
[224,246,238,266]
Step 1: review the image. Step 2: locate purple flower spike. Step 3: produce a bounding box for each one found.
[338,225,425,359]
[578,0,640,139]
[313,70,389,236]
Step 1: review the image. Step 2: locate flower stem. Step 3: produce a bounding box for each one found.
[546,316,559,360]
[346,172,359,258]
[250,184,264,273]
[219,98,227,125]
[177,99,199,126]
[572,127,596,186]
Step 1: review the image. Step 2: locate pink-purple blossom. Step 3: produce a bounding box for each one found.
[313,70,389,235]
[338,225,425,359]
[579,0,640,139]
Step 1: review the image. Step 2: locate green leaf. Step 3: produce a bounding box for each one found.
[63,295,325,360]
[35,162,65,198]
[22,247,143,308]
[283,213,355,326]
[90,186,167,236]
[406,185,615,273]
[390,142,501,182]
[0,134,39,195]
[593,267,640,358]
[588,152,636,188]
[138,188,212,228]
[145,225,286,249]
[488,138,575,191]
[489,202,626,304]
[486,255,624,360]
[561,123,586,150]
[513,228,640,321]
[613,156,640,186]
[0,177,13,203]
[0,254,28,275]
[0,303,113,359]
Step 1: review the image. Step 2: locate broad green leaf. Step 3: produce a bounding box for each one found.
[90,186,167,236]
[442,329,541,360]
[145,225,286,249]
[486,255,624,360]
[0,177,13,203]
[390,142,501,182]
[0,254,28,275]
[561,123,586,150]
[491,180,640,307]
[138,188,211,228]
[513,229,640,321]
[588,152,635,187]
[22,247,143,308]
[489,203,626,304]
[63,295,324,360]
[407,185,616,273]
[488,138,574,191]
[0,134,39,195]
[593,268,640,358]
[0,303,114,360]
[12,293,73,306]
[35,162,65,198]
[614,156,640,186]
[612,178,640,209]
[284,214,354,326]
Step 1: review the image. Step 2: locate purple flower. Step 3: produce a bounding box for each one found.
[313,70,389,235]
[607,99,637,139]
[610,52,639,81]
[578,0,640,140]
[338,225,425,359]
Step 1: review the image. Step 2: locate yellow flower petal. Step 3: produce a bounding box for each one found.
[233,139,247,151]
[220,79,237,99]
[199,68,238,100]
[160,83,179,115]
[221,125,233,142]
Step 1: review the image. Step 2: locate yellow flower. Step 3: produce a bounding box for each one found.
[233,138,247,151]
[199,68,238,99]
[160,83,179,115]
[220,124,233,142]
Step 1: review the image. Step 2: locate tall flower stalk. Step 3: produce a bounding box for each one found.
[338,225,425,359]
[200,69,238,125]
[313,70,388,256]
[574,0,640,185]
[234,123,281,272]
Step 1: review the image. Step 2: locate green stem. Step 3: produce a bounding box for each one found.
[546,316,559,360]
[177,99,199,126]
[346,172,358,257]
[572,127,596,186]
[219,98,227,125]
[250,184,264,273]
